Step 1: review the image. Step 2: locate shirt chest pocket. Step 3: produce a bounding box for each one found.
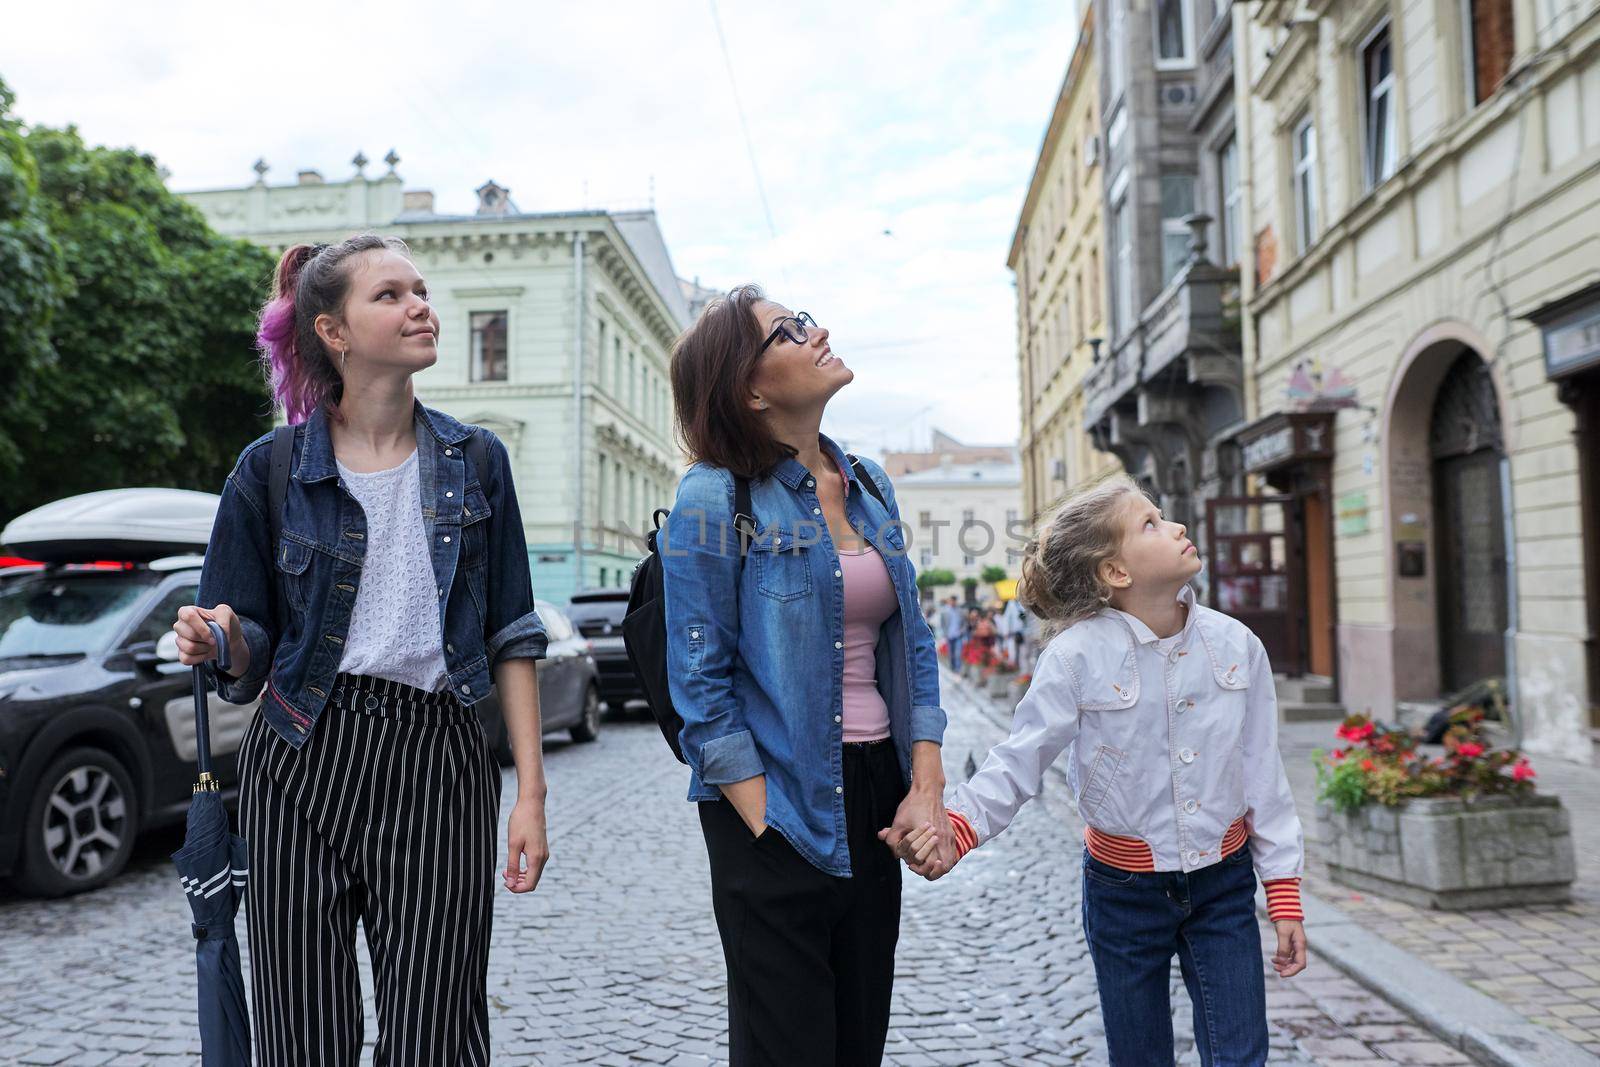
[749,526,813,602]
[1074,646,1141,712]
[460,486,492,567]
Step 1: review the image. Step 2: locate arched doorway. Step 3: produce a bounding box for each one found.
[1428,350,1508,690]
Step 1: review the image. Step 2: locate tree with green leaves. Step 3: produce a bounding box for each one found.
[0,76,276,527]
[980,565,1008,584]
[915,568,957,592]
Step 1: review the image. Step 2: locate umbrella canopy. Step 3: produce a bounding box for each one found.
[171,619,251,1066]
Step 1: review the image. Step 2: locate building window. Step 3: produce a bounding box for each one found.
[1107,106,1128,154]
[1362,23,1398,189]
[1218,136,1241,267]
[1160,174,1195,285]
[1154,0,1195,68]
[596,319,607,389]
[613,337,623,399]
[470,311,508,382]
[963,554,977,567]
[1464,0,1514,105]
[920,549,934,569]
[962,509,976,523]
[1292,115,1319,253]
[919,510,932,528]
[598,455,608,527]
[1111,196,1134,337]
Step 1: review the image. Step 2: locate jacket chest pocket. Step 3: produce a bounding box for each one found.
[460,486,492,567]
[750,527,813,602]
[276,536,315,616]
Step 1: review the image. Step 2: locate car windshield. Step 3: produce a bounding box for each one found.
[0,572,155,662]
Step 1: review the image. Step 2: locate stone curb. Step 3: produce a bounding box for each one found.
[944,669,1600,1067]
[1256,885,1600,1067]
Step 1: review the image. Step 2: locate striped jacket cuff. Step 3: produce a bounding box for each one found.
[1263,878,1304,922]
[947,810,978,858]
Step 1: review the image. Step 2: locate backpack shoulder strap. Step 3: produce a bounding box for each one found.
[268,423,294,553]
[849,457,888,509]
[464,429,490,489]
[732,476,756,557]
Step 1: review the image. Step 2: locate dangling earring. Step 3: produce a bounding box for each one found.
[340,347,349,377]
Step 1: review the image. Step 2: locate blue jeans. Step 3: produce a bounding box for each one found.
[1080,847,1268,1067]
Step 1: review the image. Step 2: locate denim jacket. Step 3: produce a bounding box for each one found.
[661,435,946,877]
[197,400,548,749]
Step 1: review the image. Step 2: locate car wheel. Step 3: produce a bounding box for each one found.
[570,685,602,743]
[12,747,140,898]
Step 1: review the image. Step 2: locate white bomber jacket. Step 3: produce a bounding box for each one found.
[946,586,1305,886]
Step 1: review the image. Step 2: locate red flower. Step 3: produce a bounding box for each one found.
[1512,760,1536,782]
[1331,748,1346,761]
[1337,721,1376,743]
[1456,741,1485,759]
[1360,758,1375,772]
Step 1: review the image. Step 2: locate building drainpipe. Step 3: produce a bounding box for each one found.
[1500,454,1522,748]
[573,229,587,595]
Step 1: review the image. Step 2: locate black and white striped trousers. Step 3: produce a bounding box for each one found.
[237,672,501,1066]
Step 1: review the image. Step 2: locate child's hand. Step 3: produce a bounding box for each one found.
[1272,920,1308,978]
[902,821,958,880]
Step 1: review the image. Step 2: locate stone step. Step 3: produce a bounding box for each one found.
[1281,701,1347,723]
[1274,674,1337,705]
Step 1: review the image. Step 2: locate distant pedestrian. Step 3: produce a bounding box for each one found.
[891,475,1308,1067]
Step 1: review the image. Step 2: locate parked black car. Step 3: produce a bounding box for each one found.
[565,587,643,712]
[0,566,600,898]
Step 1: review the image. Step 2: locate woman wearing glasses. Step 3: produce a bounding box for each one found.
[662,286,950,1066]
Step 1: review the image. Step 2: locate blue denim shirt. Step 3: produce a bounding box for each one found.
[661,435,946,877]
[197,400,548,749]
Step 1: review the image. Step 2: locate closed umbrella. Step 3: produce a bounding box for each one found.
[170,618,251,1066]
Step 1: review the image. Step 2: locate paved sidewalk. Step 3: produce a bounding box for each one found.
[1278,719,1600,1058]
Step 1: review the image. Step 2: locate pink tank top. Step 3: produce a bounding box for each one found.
[839,545,896,741]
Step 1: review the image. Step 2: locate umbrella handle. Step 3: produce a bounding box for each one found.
[192,619,230,787]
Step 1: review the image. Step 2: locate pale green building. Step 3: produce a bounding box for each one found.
[181,153,695,606]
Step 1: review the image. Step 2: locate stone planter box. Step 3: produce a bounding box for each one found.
[985,673,1013,698]
[1318,795,1576,910]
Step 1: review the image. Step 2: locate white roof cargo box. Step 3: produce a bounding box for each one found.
[1,488,220,563]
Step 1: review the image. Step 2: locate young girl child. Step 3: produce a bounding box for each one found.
[907,475,1307,1066]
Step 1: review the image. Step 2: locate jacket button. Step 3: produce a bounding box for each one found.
[834,570,842,578]
[1173,700,1186,713]
[443,535,452,544]
[813,507,822,515]
[835,786,843,794]
[1183,799,1199,814]
[1179,748,1195,764]
[690,630,701,639]
[806,479,815,488]
[445,491,454,498]
[1185,850,1200,865]
[444,448,453,456]
[834,641,843,650]
[438,587,444,598]
[834,715,842,723]
[446,643,455,654]
[461,684,471,695]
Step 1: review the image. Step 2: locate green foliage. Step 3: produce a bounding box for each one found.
[980,565,1008,583]
[0,79,276,526]
[916,568,957,591]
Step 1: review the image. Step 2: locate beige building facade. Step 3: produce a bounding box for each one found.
[1011,2,1123,525]
[1232,1,1600,755]
[181,158,693,606]
[892,458,1025,603]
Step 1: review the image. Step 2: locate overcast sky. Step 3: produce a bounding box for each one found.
[4,1,1080,455]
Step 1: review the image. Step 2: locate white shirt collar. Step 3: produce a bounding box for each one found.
[1107,584,1198,646]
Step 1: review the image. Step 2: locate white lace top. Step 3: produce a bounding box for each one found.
[334,449,448,692]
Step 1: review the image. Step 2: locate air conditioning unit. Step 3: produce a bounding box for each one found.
[1051,459,1068,482]
[1083,134,1100,168]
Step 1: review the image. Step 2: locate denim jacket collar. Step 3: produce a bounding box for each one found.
[769,433,859,493]
[295,399,477,485]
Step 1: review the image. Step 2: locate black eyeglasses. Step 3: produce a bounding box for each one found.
[759,312,818,353]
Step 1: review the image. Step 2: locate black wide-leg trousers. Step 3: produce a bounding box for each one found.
[237,673,501,1066]
[699,738,907,1067]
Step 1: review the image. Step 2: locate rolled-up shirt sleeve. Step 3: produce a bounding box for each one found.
[662,466,763,786]
[480,432,547,665]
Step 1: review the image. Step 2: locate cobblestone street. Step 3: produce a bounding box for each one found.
[0,671,1479,1065]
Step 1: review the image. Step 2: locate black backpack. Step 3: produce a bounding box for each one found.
[622,460,885,764]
